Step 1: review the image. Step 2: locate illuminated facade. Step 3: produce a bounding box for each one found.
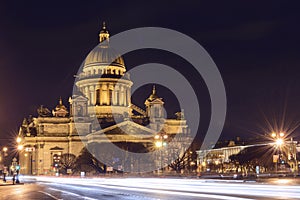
[18,23,189,175]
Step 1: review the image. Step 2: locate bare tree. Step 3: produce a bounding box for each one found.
[60,153,77,174]
[168,149,190,173]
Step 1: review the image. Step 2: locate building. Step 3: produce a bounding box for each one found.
[197,139,299,174]
[17,23,190,175]
[197,143,247,173]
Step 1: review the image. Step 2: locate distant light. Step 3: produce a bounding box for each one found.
[154,135,160,139]
[163,135,168,139]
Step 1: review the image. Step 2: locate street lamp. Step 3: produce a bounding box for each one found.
[1,147,8,182]
[16,137,21,144]
[17,145,23,151]
[154,132,168,173]
[271,132,285,173]
[15,137,24,184]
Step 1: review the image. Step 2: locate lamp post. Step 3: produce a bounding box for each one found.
[16,137,23,184]
[271,132,285,173]
[154,132,168,174]
[2,147,8,182]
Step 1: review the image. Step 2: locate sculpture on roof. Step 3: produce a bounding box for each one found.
[37,105,52,117]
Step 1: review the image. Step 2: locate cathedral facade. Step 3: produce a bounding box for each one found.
[18,24,189,175]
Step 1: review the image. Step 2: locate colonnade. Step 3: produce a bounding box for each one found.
[82,83,131,106]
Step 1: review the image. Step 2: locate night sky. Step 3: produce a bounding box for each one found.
[1,1,300,147]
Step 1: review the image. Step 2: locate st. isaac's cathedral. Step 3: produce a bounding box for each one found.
[17,23,190,175]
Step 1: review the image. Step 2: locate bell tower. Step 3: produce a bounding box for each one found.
[144,86,165,131]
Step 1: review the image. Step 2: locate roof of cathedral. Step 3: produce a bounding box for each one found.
[83,22,125,69]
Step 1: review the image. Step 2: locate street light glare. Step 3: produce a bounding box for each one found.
[279,132,284,137]
[18,145,24,150]
[271,133,276,138]
[2,147,8,152]
[276,138,283,146]
[17,137,22,143]
[155,141,162,148]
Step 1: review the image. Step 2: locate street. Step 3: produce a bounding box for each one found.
[0,177,300,200]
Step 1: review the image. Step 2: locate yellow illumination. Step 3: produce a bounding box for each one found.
[16,137,21,143]
[17,145,23,150]
[271,133,276,138]
[154,135,160,139]
[276,138,283,146]
[279,132,284,137]
[24,153,28,157]
[155,141,163,148]
[163,135,168,139]
[2,147,8,152]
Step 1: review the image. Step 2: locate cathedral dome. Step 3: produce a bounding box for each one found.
[83,22,125,70]
[84,46,125,68]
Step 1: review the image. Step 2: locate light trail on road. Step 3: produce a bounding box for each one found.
[31,176,300,199]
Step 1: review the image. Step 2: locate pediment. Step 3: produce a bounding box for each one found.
[72,95,88,102]
[90,120,157,136]
[50,146,64,150]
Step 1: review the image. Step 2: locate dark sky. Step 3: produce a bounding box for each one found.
[1,0,300,146]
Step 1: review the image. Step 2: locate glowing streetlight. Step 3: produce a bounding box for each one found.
[155,141,163,148]
[271,132,285,174]
[154,132,168,173]
[2,147,7,152]
[276,138,284,146]
[17,145,23,151]
[271,132,285,146]
[279,132,285,137]
[16,137,21,143]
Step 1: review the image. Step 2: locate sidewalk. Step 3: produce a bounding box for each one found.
[0,177,24,186]
[0,180,14,186]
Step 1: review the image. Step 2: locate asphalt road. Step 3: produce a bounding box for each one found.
[0,176,300,200]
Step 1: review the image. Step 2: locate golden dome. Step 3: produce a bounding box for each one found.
[84,46,125,68]
[83,22,125,69]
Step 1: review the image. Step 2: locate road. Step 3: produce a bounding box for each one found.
[0,176,300,200]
